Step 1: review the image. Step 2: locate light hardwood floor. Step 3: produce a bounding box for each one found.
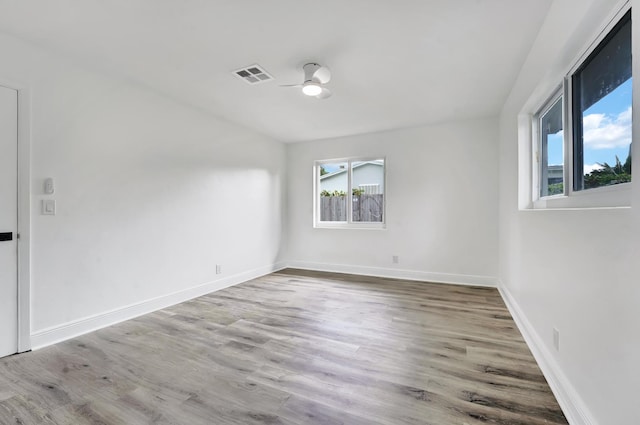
[0,269,567,424]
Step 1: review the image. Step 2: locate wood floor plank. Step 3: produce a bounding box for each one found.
[0,269,567,424]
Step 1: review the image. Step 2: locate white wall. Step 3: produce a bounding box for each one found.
[0,34,286,345]
[498,1,639,424]
[287,118,499,286]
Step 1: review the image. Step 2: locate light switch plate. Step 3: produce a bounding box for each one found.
[42,200,56,215]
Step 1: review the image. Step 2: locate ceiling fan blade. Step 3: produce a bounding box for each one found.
[315,87,332,99]
[313,66,331,84]
[279,83,303,88]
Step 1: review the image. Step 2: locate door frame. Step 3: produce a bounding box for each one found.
[1,78,31,353]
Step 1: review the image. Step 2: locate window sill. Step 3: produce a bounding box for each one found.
[314,222,386,230]
[531,182,631,209]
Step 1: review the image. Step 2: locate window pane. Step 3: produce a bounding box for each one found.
[318,162,348,221]
[351,159,384,222]
[540,97,564,197]
[573,11,632,191]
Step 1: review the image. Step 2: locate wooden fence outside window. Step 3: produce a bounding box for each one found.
[320,194,383,222]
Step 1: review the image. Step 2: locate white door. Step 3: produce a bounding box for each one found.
[0,85,18,358]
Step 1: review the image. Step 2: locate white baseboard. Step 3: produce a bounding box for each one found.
[30,262,492,350]
[498,283,596,425]
[30,262,287,350]
[286,261,497,287]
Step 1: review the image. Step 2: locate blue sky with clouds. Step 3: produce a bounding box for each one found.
[548,78,633,174]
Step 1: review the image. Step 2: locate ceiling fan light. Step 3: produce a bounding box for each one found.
[302,82,322,96]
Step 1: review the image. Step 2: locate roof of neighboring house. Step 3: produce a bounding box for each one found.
[320,160,383,180]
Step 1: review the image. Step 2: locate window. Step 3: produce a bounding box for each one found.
[314,158,385,228]
[572,10,632,191]
[537,94,564,197]
[535,8,632,204]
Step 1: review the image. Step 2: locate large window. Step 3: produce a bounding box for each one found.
[535,8,632,202]
[572,9,632,191]
[314,158,385,228]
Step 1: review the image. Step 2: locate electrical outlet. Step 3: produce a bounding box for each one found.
[392,255,399,264]
[216,264,222,274]
[553,328,560,351]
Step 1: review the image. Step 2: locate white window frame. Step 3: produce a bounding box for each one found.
[533,88,565,201]
[531,2,632,209]
[313,157,386,229]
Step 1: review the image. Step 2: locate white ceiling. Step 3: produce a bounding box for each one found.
[0,0,552,142]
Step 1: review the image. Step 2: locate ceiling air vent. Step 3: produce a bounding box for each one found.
[232,64,273,84]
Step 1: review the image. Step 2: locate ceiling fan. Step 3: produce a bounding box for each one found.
[281,62,332,99]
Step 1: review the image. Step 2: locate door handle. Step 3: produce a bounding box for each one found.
[0,232,13,242]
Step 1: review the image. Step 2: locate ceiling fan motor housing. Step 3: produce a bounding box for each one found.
[303,63,331,84]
